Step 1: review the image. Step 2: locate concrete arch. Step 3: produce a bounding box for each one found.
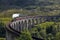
[35,17,41,24]
[45,17,51,22]
[43,17,48,22]
[10,23,14,28]
[38,17,42,24]
[26,19,29,30]
[23,19,27,31]
[31,18,35,24]
[31,18,36,25]
[15,21,20,32]
[33,18,37,25]
[14,22,18,31]
[40,17,46,23]
[18,20,22,31]
[28,19,32,30]
[34,18,39,25]
[22,20,26,31]
[20,20,27,31]
[31,18,35,28]
[12,22,16,29]
[10,22,16,29]
[20,20,24,31]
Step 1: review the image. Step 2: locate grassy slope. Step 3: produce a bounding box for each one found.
[0,38,5,40]
[0,18,12,25]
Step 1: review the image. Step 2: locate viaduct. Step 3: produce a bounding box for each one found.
[6,16,60,40]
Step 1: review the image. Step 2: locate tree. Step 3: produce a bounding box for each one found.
[0,21,5,37]
[17,30,32,40]
[55,32,60,40]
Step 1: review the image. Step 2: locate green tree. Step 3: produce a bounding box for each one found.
[0,21,5,37]
[17,31,32,40]
[55,32,60,40]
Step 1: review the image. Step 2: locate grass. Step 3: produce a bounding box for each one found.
[0,17,12,25]
[0,38,5,40]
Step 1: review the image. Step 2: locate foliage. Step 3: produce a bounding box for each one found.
[17,30,32,40]
[0,18,12,25]
[55,32,60,40]
[0,38,5,40]
[0,21,5,37]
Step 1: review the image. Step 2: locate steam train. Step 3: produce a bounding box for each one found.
[12,13,60,22]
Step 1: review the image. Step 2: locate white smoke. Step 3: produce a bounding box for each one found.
[12,14,20,18]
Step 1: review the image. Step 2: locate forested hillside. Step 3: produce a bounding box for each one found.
[0,0,60,17]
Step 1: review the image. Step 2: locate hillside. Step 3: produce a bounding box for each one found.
[0,0,60,10]
[0,0,60,17]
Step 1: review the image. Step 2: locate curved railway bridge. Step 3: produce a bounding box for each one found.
[6,16,60,40]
